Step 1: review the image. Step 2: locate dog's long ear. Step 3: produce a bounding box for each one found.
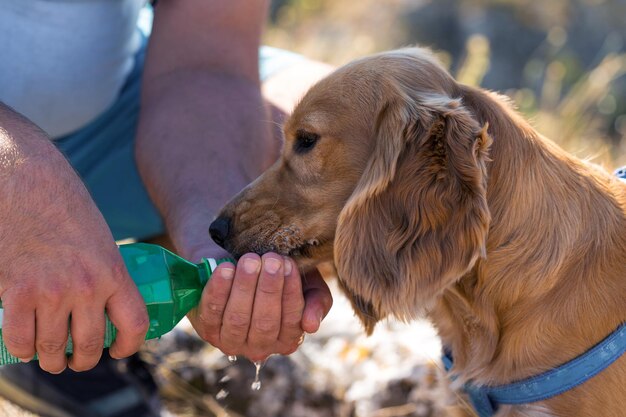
[334,90,491,334]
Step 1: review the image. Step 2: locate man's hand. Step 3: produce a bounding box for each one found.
[0,104,149,373]
[187,252,332,361]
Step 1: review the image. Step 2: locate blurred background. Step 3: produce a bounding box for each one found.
[267,0,626,167]
[2,1,624,416]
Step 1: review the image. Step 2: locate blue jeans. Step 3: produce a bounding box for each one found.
[54,35,304,241]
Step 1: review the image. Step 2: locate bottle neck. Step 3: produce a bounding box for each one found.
[197,257,235,285]
[197,258,215,286]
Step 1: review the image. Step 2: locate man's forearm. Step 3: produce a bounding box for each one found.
[0,105,151,372]
[0,103,59,170]
[135,70,278,259]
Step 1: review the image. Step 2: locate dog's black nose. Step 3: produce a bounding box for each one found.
[209,216,231,248]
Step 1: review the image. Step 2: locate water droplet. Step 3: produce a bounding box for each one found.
[251,360,265,391]
[227,355,237,363]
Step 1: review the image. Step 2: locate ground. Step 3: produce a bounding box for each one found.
[0,281,473,417]
[147,281,468,417]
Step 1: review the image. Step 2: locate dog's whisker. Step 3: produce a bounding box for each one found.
[263,119,285,130]
[425,356,480,417]
[299,265,308,285]
[268,195,280,213]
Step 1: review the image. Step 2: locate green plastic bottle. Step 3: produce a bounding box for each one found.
[0,243,232,365]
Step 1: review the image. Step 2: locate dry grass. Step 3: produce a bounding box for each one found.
[146,282,459,417]
[0,400,37,417]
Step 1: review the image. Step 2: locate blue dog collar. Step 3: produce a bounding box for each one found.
[615,166,626,182]
[443,322,626,417]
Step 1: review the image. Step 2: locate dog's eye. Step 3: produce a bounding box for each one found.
[294,130,320,154]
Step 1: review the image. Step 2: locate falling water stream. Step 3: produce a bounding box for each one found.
[225,355,265,390]
[251,360,264,390]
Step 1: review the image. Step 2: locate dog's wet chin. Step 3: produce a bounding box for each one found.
[287,241,316,258]
[226,237,319,262]
[272,240,324,272]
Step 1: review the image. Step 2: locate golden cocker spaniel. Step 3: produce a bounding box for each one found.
[211,48,626,417]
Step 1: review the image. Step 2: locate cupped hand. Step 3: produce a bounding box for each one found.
[188,252,333,362]
[0,148,149,373]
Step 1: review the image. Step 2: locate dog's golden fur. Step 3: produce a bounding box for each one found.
[216,48,626,416]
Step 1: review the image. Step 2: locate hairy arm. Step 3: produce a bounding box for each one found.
[136,0,277,259]
[0,103,148,372]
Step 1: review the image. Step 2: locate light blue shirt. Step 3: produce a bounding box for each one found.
[0,0,145,138]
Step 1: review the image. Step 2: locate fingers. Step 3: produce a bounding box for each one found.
[220,254,261,353]
[35,305,70,374]
[68,305,105,372]
[190,261,236,343]
[1,297,36,362]
[246,254,286,360]
[301,269,333,334]
[277,258,305,352]
[191,252,329,361]
[106,280,149,360]
[2,258,147,370]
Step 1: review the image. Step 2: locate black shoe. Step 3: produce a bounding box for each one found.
[0,352,161,417]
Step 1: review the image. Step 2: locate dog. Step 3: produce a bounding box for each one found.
[210,48,626,417]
